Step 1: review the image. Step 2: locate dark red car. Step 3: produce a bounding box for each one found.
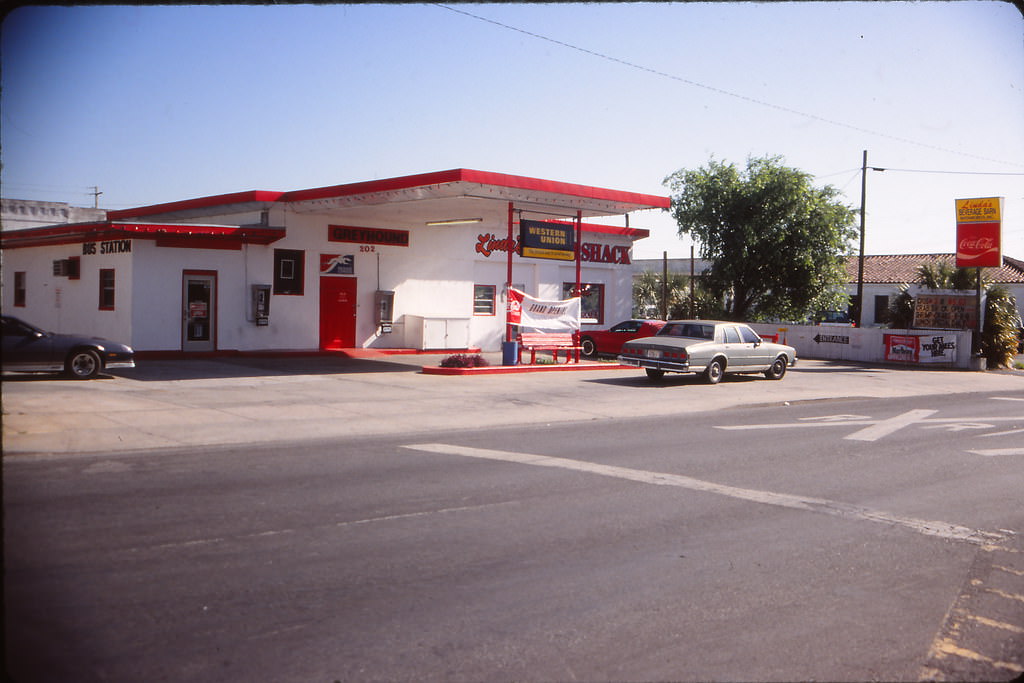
[579,319,666,358]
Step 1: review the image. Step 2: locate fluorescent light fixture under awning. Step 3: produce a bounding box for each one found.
[425,217,483,226]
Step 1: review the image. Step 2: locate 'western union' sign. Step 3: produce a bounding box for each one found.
[519,220,575,261]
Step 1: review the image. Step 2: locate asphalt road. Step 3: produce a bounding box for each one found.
[4,391,1023,682]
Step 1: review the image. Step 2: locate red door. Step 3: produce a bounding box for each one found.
[319,277,357,350]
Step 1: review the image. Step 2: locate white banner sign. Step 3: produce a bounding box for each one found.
[507,288,581,331]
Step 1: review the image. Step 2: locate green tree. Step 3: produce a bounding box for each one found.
[664,155,857,321]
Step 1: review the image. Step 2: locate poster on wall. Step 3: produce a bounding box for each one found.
[884,334,919,363]
[884,333,958,364]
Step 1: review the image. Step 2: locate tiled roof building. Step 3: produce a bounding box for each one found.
[845,254,1024,285]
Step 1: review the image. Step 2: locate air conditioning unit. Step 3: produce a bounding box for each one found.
[51,258,80,278]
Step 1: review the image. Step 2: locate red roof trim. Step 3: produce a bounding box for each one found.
[106,170,669,218]
[281,169,467,203]
[107,191,284,220]
[1,222,285,249]
[460,169,670,208]
[282,168,671,208]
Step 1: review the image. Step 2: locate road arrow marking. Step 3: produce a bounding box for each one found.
[968,448,1024,457]
[844,409,937,441]
[717,411,1022,445]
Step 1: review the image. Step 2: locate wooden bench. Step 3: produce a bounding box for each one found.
[518,332,582,364]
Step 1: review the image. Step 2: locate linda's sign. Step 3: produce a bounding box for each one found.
[955,197,1002,268]
[475,232,630,264]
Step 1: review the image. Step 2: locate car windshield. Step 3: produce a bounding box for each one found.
[657,323,714,340]
[1,317,39,337]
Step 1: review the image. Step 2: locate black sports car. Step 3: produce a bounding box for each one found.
[2,315,135,379]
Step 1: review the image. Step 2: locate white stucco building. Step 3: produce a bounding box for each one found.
[1,169,669,355]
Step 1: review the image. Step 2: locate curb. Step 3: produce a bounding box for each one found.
[422,362,632,375]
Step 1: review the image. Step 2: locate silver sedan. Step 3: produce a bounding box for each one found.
[618,320,797,383]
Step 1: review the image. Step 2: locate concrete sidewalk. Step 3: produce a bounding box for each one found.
[3,355,1022,457]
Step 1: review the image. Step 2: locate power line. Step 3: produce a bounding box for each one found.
[869,167,1024,176]
[435,4,1024,169]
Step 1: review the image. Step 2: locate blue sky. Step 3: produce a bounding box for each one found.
[2,2,1022,260]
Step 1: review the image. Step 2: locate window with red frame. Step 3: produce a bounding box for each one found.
[14,271,26,307]
[99,269,115,310]
[562,282,604,324]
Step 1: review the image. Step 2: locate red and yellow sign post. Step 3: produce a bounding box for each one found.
[954,196,1003,356]
[955,197,1002,268]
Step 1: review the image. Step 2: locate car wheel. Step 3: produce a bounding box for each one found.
[645,368,665,380]
[703,358,724,384]
[581,337,597,358]
[66,349,101,379]
[764,356,787,380]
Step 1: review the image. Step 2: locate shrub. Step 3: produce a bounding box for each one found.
[887,285,915,329]
[439,354,490,368]
[981,285,1020,369]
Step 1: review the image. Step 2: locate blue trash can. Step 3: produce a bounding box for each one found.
[501,340,519,366]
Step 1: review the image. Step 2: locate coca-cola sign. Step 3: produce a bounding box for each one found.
[955,197,1002,268]
[956,222,1001,267]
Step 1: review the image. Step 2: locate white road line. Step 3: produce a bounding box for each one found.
[844,409,937,441]
[981,428,1024,438]
[968,448,1024,457]
[146,502,518,551]
[716,420,875,431]
[402,443,1007,545]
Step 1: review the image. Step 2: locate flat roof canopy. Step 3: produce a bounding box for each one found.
[108,169,671,230]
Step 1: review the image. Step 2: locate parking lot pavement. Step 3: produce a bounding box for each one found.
[2,357,1022,457]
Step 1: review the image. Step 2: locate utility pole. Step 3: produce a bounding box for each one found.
[855,151,867,328]
[689,244,696,318]
[661,251,668,320]
[90,186,103,209]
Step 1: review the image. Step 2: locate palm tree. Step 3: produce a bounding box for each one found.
[633,271,686,318]
[916,261,982,291]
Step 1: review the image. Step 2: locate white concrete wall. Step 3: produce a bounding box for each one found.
[748,323,974,368]
[2,242,133,343]
[3,209,641,353]
[128,241,264,351]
